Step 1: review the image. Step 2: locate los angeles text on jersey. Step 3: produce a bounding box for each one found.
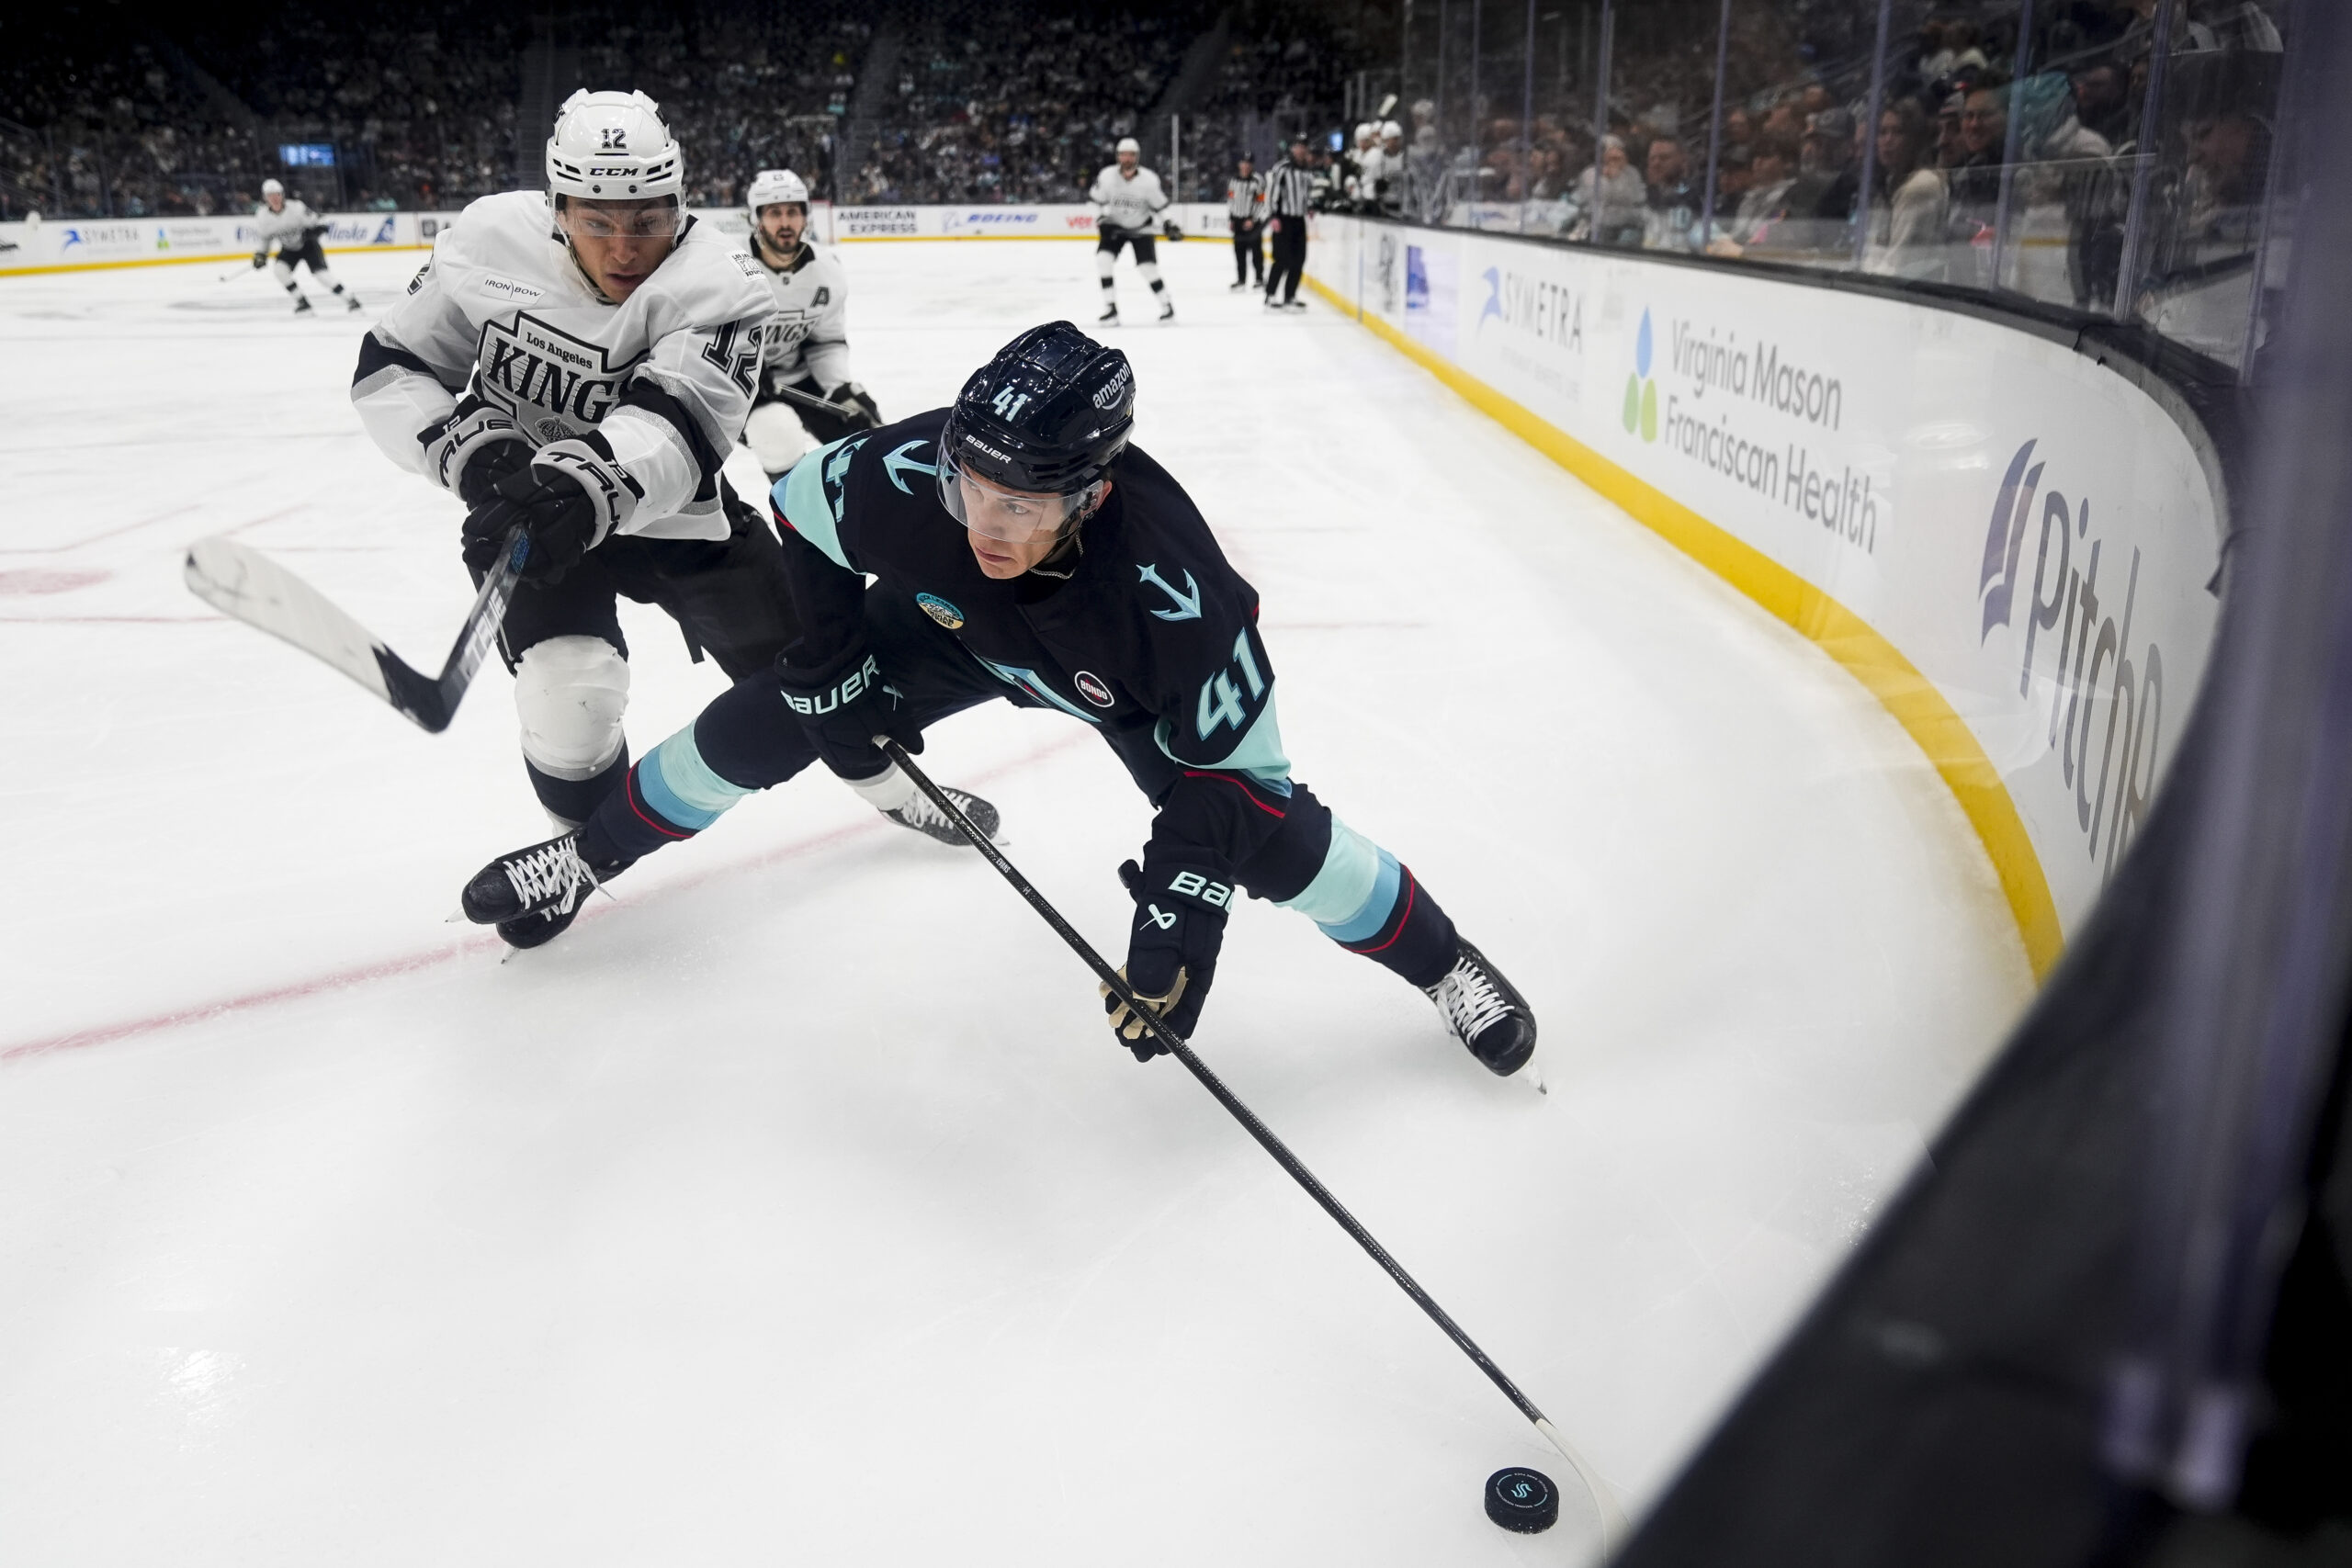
[478,313,644,438]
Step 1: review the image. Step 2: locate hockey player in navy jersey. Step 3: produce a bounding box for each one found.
[458,322,1538,1075]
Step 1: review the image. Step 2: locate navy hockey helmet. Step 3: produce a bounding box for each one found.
[942,322,1135,499]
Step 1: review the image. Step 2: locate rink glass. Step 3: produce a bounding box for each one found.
[1369,0,2290,375]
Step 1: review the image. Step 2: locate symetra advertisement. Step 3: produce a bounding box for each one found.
[1311,216,2223,955]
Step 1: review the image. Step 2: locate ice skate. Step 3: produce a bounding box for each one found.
[1098,304,1120,324]
[291,295,312,314]
[884,784,1001,846]
[459,832,628,950]
[1423,939,1538,1077]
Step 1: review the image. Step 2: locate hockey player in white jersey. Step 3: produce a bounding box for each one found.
[737,167,880,481]
[251,178,361,313]
[348,89,997,946]
[1089,137,1178,323]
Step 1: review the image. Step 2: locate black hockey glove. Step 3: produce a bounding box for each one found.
[459,469,601,583]
[1161,219,1184,243]
[776,639,923,778]
[251,251,267,269]
[825,382,883,431]
[1102,855,1232,1059]
[456,440,535,508]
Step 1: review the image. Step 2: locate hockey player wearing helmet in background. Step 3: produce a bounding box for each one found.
[1088,137,1179,324]
[737,167,880,481]
[349,89,997,947]
[457,322,1541,1079]
[251,178,361,314]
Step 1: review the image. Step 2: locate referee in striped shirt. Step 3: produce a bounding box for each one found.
[1263,134,1314,310]
[1226,156,1268,289]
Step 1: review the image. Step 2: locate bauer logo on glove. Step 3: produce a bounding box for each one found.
[1102,855,1232,1057]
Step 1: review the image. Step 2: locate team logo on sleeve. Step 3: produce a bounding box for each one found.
[475,313,644,442]
[1075,671,1115,708]
[916,592,965,629]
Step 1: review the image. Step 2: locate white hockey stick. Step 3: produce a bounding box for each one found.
[184,529,526,733]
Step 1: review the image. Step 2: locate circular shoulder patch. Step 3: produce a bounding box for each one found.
[915,592,965,630]
[1075,671,1116,708]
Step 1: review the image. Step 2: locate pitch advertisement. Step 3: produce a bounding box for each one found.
[1313,217,2222,943]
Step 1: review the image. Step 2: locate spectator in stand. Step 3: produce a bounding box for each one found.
[1945,86,2008,288]
[1642,137,1700,252]
[1781,107,1860,254]
[1571,134,1646,247]
[1865,97,1949,281]
[1705,129,1800,257]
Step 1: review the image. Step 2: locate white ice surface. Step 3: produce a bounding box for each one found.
[0,240,2032,1563]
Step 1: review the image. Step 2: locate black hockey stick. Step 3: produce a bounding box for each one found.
[184,527,528,733]
[876,738,1624,1544]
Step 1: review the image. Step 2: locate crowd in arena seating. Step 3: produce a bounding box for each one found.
[0,0,1345,220]
[0,0,2282,341]
[1363,0,2284,316]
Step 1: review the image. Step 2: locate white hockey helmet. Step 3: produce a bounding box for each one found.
[545,88,684,202]
[261,177,284,197]
[1381,120,1404,141]
[1355,121,1376,144]
[1115,136,1141,155]
[746,167,809,211]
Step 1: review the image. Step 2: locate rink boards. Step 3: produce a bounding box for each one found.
[0,202,1240,276]
[1307,215,2226,976]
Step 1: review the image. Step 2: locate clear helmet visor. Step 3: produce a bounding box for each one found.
[935,446,1104,544]
[561,197,685,240]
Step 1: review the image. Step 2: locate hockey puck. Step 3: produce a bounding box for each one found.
[1484,1466,1559,1533]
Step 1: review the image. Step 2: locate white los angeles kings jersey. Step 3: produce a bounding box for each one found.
[351,188,772,542]
[1090,165,1170,234]
[251,197,325,250]
[749,240,851,391]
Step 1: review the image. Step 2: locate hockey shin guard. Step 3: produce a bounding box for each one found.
[1139,261,1166,296]
[1277,817,1459,988]
[576,724,753,866]
[527,744,629,833]
[1096,250,1117,304]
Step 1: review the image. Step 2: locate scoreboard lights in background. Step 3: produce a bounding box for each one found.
[279,143,337,168]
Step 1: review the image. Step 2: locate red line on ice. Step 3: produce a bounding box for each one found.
[1,728,1092,1066]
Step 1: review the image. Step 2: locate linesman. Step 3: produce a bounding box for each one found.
[1226,155,1267,290]
[1262,135,1315,310]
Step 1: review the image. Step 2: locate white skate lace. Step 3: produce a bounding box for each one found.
[503,839,595,915]
[890,789,976,833]
[1429,957,1513,1043]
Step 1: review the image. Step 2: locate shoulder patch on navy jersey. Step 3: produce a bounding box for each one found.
[916,592,965,630]
[1136,562,1203,622]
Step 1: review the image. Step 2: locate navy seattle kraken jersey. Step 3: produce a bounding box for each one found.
[773,409,1287,792]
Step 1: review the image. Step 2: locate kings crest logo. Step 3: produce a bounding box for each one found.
[476,313,643,442]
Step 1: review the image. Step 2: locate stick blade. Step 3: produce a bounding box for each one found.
[185,536,393,695]
[186,534,459,729]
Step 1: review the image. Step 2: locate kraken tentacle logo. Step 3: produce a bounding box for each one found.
[1623,309,1658,442]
